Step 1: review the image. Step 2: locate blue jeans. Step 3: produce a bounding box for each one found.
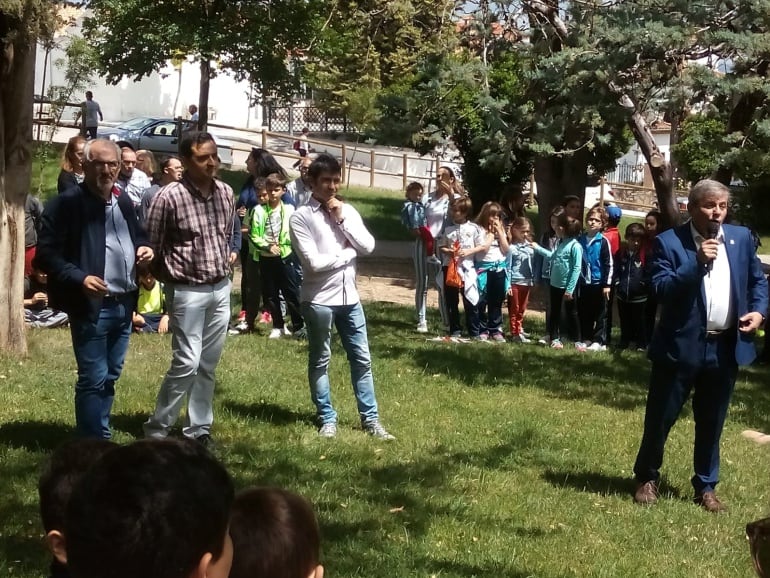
[69,295,133,439]
[302,301,379,425]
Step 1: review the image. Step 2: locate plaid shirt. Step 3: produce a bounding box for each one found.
[145,175,235,284]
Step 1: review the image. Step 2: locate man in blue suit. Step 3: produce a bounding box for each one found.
[632,179,768,512]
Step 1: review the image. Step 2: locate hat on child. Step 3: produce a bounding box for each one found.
[606,206,622,221]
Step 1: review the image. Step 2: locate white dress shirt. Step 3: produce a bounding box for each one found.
[290,197,374,306]
[690,222,733,331]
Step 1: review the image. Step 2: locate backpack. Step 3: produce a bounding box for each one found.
[293,140,301,151]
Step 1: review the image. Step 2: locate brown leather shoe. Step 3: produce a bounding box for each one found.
[694,491,726,513]
[633,480,659,505]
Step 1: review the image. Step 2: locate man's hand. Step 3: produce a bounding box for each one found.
[603,287,611,300]
[237,206,247,218]
[269,244,281,256]
[739,312,765,333]
[136,246,154,265]
[158,314,170,334]
[83,275,108,297]
[33,292,48,306]
[696,239,719,265]
[229,251,239,266]
[326,197,344,222]
[564,292,573,301]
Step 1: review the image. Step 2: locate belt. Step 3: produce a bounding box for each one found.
[706,327,733,339]
[102,293,130,304]
[172,276,226,287]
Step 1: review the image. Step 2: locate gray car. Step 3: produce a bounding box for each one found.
[99,117,233,164]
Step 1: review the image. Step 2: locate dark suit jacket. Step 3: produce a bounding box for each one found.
[648,223,768,367]
[35,183,149,323]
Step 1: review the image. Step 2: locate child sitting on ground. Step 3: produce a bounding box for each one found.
[65,439,234,578]
[507,217,535,343]
[133,269,169,333]
[229,487,324,578]
[38,439,116,578]
[401,181,434,333]
[24,266,68,329]
[613,223,649,350]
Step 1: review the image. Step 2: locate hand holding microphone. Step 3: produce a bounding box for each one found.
[697,220,720,271]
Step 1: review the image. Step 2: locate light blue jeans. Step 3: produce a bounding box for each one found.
[302,301,379,425]
[144,278,231,439]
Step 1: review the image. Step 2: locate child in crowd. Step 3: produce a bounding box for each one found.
[533,206,564,344]
[602,205,622,345]
[401,181,433,333]
[507,217,534,343]
[24,266,68,329]
[229,487,324,578]
[133,269,169,334]
[642,209,662,342]
[562,195,583,220]
[38,439,116,578]
[500,185,526,227]
[475,201,509,342]
[613,223,649,350]
[249,173,304,339]
[531,212,583,350]
[65,439,234,578]
[438,196,487,340]
[577,207,613,351]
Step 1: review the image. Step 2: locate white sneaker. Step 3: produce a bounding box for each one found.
[416,321,428,333]
[281,326,292,337]
[318,422,337,437]
[511,334,531,343]
[268,328,282,339]
[587,342,607,352]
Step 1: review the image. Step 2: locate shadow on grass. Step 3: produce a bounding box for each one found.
[542,469,688,503]
[0,421,74,451]
[110,411,150,439]
[223,401,316,426]
[422,558,570,578]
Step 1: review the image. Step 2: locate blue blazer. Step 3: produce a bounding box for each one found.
[648,223,768,367]
[35,183,149,323]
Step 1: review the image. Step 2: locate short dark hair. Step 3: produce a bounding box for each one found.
[625,222,645,239]
[65,439,234,578]
[557,212,582,238]
[38,439,116,533]
[308,153,341,181]
[229,487,320,578]
[561,195,581,207]
[180,131,216,159]
[265,172,285,190]
[159,155,180,170]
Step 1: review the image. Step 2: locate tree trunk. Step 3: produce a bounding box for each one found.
[198,58,210,132]
[626,112,679,230]
[533,151,589,234]
[0,32,35,355]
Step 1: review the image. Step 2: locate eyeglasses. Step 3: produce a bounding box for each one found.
[89,160,119,170]
[747,517,770,576]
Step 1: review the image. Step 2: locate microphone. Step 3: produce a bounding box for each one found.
[705,220,720,272]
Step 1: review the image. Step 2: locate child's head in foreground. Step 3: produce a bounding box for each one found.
[65,438,234,578]
[38,439,117,568]
[625,222,645,252]
[229,487,323,578]
[405,181,424,203]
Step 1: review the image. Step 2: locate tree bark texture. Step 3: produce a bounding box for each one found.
[198,58,210,132]
[0,27,35,355]
[533,149,589,234]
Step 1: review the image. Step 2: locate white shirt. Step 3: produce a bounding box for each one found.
[424,192,453,238]
[285,177,311,206]
[290,197,374,306]
[117,169,152,208]
[690,222,733,331]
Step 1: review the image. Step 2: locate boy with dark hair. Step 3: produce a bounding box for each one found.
[249,172,304,339]
[613,222,648,350]
[38,439,116,578]
[65,439,234,578]
[229,487,324,578]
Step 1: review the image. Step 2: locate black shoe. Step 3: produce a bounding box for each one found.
[195,434,216,450]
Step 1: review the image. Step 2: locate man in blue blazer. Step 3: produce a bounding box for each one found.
[36,139,154,439]
[632,180,768,512]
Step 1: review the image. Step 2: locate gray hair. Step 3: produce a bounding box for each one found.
[83,139,121,163]
[688,179,730,208]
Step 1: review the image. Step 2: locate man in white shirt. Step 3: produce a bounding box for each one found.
[285,156,312,206]
[289,153,394,440]
[76,91,103,140]
[116,146,151,208]
[633,179,768,513]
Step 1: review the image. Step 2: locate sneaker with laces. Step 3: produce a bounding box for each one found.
[293,327,308,340]
[235,320,249,331]
[511,334,531,343]
[520,330,531,338]
[538,337,549,345]
[478,332,489,341]
[587,342,607,352]
[550,339,564,350]
[281,326,292,337]
[363,420,395,440]
[268,328,282,339]
[575,341,587,352]
[416,321,428,333]
[491,332,505,343]
[318,422,337,438]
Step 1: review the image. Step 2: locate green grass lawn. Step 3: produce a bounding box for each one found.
[1,303,769,577]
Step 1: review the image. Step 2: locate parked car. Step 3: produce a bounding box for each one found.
[99,117,233,164]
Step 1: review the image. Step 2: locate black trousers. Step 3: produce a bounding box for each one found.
[548,285,580,342]
[616,298,647,348]
[577,284,607,344]
[259,254,303,330]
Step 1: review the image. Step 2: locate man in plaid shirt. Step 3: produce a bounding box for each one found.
[143,132,238,448]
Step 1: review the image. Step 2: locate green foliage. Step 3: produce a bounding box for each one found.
[673,116,728,182]
[81,0,324,100]
[0,0,58,45]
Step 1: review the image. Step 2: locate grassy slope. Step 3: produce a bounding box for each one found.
[1,304,768,578]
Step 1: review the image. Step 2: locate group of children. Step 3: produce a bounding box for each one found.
[38,437,323,578]
[403,184,662,351]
